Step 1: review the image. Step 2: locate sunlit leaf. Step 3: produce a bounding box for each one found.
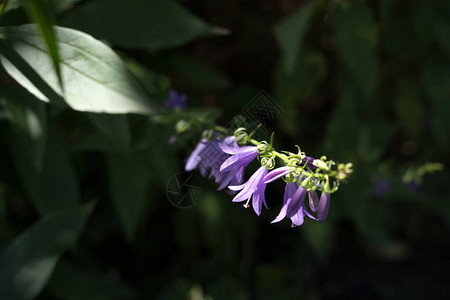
[60,0,228,51]
[21,0,63,89]
[0,204,92,300]
[0,24,161,114]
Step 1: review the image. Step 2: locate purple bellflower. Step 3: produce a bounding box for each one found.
[271,182,316,227]
[219,143,259,172]
[165,89,188,110]
[185,136,245,190]
[228,166,269,216]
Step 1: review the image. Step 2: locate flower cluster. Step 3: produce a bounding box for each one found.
[185,129,353,227]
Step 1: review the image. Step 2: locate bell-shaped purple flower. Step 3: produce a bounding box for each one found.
[228,166,269,216]
[271,182,317,227]
[185,136,245,190]
[317,191,330,221]
[185,138,209,172]
[263,166,291,184]
[219,144,259,173]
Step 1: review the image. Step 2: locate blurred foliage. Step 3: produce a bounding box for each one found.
[0,0,449,299]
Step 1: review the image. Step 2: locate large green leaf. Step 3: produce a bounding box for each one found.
[0,24,160,114]
[12,126,79,214]
[273,0,317,74]
[332,0,379,97]
[0,204,92,300]
[107,154,152,240]
[22,0,63,89]
[47,260,136,300]
[1,87,47,171]
[60,0,228,51]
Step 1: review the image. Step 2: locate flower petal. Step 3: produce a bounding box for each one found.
[185,139,208,171]
[263,166,290,184]
[308,191,319,212]
[290,207,305,226]
[285,186,307,218]
[317,192,330,221]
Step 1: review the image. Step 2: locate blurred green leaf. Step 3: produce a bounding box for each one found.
[0,24,161,114]
[435,1,450,53]
[274,51,327,134]
[321,81,361,161]
[60,0,228,51]
[70,132,119,153]
[273,0,316,74]
[47,260,136,300]
[48,0,82,14]
[0,204,92,300]
[393,78,422,138]
[107,154,152,240]
[21,0,63,90]
[333,0,378,97]
[0,0,10,17]
[12,126,79,214]
[162,55,231,91]
[88,114,131,156]
[423,53,450,148]
[382,0,436,58]
[125,58,170,100]
[302,221,335,262]
[1,87,47,170]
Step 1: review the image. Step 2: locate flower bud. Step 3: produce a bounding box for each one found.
[175,120,190,133]
[261,157,275,169]
[234,128,248,144]
[313,159,328,170]
[257,142,269,154]
[201,129,215,140]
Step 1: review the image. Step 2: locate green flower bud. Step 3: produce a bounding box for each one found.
[234,128,248,144]
[175,120,190,133]
[257,142,269,154]
[202,129,215,140]
[261,157,275,169]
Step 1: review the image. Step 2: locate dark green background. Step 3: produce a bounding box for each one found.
[0,0,449,299]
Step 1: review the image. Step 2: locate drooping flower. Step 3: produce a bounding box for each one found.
[185,136,245,190]
[229,166,269,216]
[219,143,259,173]
[317,191,330,221]
[185,138,209,173]
[165,89,188,110]
[263,166,291,184]
[271,182,317,227]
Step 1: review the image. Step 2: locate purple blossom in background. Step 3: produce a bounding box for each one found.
[272,182,316,227]
[406,180,419,192]
[185,138,209,173]
[229,166,269,216]
[165,89,187,110]
[373,179,391,197]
